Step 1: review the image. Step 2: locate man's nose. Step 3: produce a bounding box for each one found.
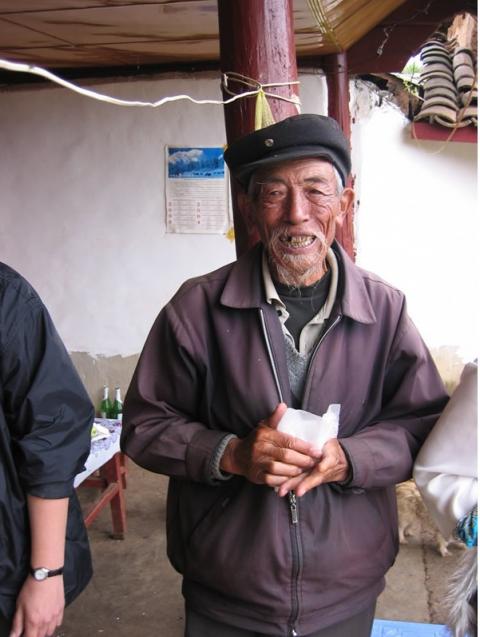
[284,190,310,224]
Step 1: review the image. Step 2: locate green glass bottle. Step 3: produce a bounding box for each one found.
[111,386,123,422]
[99,385,113,419]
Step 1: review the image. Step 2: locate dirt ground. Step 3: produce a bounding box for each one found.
[57,462,466,637]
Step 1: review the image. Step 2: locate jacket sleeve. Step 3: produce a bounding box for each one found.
[339,300,449,490]
[3,295,94,499]
[413,362,477,539]
[121,302,228,484]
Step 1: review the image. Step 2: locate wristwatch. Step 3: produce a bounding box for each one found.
[30,566,64,581]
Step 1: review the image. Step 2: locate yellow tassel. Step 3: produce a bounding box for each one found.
[225,226,235,242]
[255,90,276,130]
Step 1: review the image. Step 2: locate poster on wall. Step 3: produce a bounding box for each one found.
[165,146,229,234]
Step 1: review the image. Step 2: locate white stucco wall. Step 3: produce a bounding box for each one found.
[1,71,476,363]
[0,70,326,356]
[1,73,232,356]
[351,80,477,362]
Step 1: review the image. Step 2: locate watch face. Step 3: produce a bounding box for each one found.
[33,568,49,581]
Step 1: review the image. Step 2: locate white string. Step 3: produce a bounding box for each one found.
[222,71,301,105]
[0,58,301,109]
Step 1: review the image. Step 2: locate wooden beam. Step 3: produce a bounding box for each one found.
[323,52,351,139]
[447,11,477,48]
[217,0,299,257]
[341,0,476,75]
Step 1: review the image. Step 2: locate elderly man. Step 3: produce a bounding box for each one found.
[121,114,448,637]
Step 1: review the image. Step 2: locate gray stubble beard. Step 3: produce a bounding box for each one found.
[266,228,329,287]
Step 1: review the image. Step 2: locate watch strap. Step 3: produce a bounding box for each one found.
[30,566,64,579]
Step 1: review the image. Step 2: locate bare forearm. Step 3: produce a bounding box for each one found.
[9,497,68,637]
[27,495,68,569]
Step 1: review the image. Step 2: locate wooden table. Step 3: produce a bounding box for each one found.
[75,419,127,539]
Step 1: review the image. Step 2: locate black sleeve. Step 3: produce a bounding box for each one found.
[1,287,94,498]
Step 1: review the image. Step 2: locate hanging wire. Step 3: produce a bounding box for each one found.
[0,58,301,112]
[377,1,434,56]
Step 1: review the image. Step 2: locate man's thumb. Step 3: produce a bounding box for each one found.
[269,402,288,429]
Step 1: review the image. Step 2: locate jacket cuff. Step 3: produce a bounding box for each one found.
[186,429,236,484]
[26,481,75,499]
[209,434,238,482]
[337,437,374,490]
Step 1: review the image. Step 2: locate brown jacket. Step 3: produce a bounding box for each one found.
[121,242,448,636]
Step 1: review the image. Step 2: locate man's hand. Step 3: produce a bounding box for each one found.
[276,438,350,498]
[9,575,64,637]
[220,403,319,487]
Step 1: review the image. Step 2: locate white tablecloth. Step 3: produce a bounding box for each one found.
[74,419,122,488]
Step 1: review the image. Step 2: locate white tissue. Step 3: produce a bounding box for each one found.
[277,404,340,453]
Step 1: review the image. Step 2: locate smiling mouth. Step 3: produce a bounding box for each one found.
[280,235,316,248]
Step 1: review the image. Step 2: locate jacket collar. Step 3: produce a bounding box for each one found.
[331,242,376,325]
[220,243,265,309]
[220,241,377,325]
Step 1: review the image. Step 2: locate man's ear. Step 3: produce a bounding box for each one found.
[336,188,354,228]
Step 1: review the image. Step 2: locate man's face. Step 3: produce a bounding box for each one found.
[246,158,353,287]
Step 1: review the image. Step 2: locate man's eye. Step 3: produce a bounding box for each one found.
[262,189,285,201]
[307,189,329,201]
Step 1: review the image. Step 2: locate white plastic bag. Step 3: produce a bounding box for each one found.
[277,404,341,454]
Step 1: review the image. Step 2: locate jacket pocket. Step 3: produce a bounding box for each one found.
[302,486,397,602]
[186,488,236,547]
[166,478,241,575]
[179,482,293,612]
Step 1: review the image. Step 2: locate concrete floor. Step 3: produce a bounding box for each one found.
[57,462,465,637]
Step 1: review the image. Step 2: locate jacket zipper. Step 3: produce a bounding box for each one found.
[288,491,301,637]
[259,308,301,637]
[258,308,284,403]
[259,309,343,636]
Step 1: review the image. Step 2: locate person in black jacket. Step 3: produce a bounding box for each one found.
[0,262,94,637]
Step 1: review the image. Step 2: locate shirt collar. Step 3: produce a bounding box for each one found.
[220,241,376,326]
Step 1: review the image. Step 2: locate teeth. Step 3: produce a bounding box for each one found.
[281,235,315,248]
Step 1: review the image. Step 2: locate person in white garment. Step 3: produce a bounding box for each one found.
[414,361,477,637]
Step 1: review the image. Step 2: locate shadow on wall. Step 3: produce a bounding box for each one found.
[70,352,139,414]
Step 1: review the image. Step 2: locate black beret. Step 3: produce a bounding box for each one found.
[223,113,351,189]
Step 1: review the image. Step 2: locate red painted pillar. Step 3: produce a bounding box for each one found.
[217,0,299,257]
[323,52,356,260]
[324,52,351,138]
